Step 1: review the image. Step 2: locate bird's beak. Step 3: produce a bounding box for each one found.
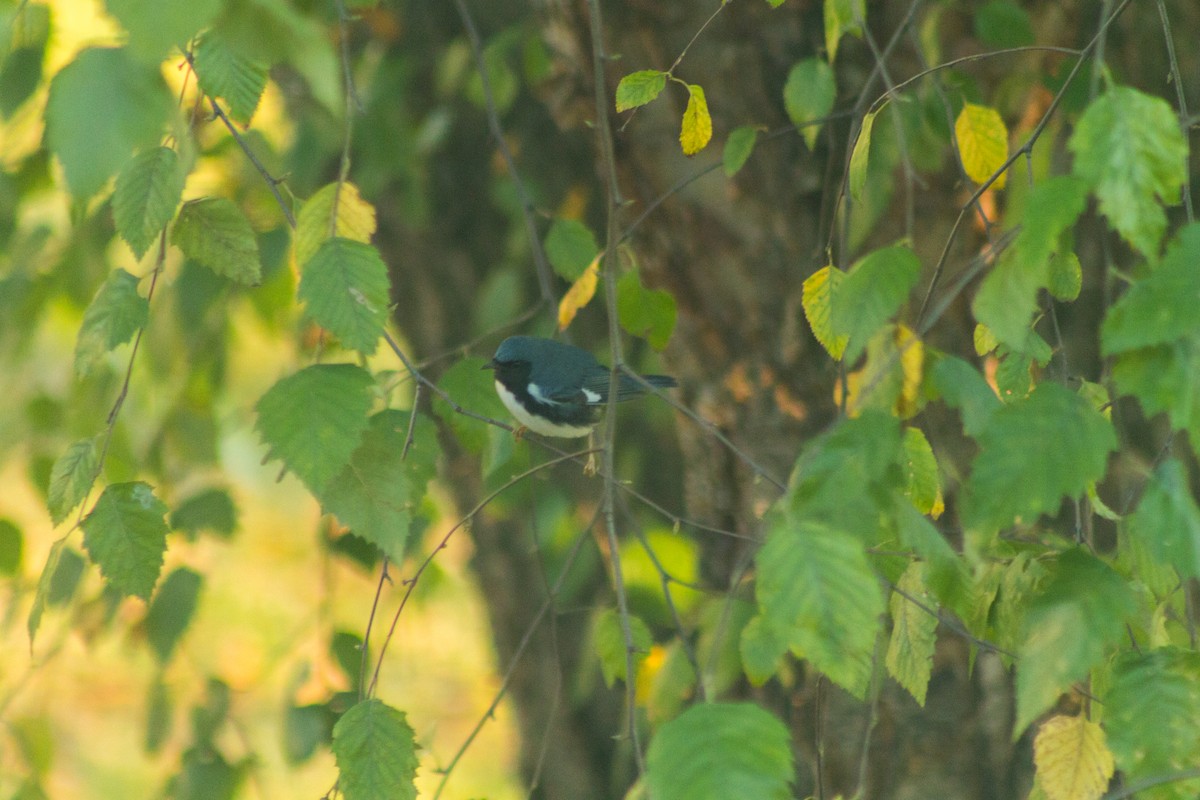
[481,360,496,371]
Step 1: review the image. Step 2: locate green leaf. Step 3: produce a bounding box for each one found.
[739,614,789,685]
[193,29,268,125]
[646,703,793,800]
[113,147,185,260]
[824,0,866,63]
[172,197,262,285]
[679,83,712,156]
[45,47,173,198]
[617,269,677,350]
[1046,252,1081,302]
[789,411,904,537]
[902,427,941,517]
[332,699,419,800]
[994,347,1033,401]
[294,182,377,268]
[757,519,883,697]
[1102,223,1200,355]
[0,46,45,118]
[963,383,1115,532]
[886,561,937,706]
[848,106,878,202]
[318,411,438,564]
[1069,86,1188,257]
[81,482,169,600]
[593,608,653,687]
[802,266,848,360]
[144,567,203,663]
[0,519,21,576]
[1111,337,1200,446]
[28,540,65,645]
[285,703,331,764]
[831,244,921,363]
[255,364,375,493]
[974,0,1035,48]
[106,0,222,61]
[723,125,760,177]
[543,218,598,281]
[615,69,666,112]
[145,677,172,753]
[298,238,391,355]
[1015,550,1135,734]
[74,269,148,379]
[895,502,969,615]
[972,176,1088,352]
[1128,459,1200,580]
[783,58,835,150]
[1105,650,1200,800]
[169,488,237,539]
[47,437,100,526]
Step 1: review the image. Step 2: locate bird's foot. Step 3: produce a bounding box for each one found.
[513,425,528,440]
[583,451,598,476]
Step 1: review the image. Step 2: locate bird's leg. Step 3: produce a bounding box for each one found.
[584,429,598,475]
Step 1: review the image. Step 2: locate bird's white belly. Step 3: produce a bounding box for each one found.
[494,381,593,438]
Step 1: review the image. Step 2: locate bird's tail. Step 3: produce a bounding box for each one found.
[613,372,677,401]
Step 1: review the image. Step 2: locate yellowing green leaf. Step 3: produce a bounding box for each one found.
[886,562,937,706]
[903,427,943,519]
[802,265,848,360]
[849,106,879,202]
[955,103,1009,188]
[825,0,866,63]
[680,84,712,156]
[1033,715,1114,800]
[974,323,999,356]
[557,256,600,330]
[615,69,666,112]
[295,182,377,268]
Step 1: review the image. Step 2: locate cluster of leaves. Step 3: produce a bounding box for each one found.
[3,0,1200,798]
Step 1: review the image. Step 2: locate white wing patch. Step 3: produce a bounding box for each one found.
[495,381,592,438]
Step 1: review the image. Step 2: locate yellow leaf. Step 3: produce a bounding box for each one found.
[1033,715,1114,800]
[679,84,712,156]
[895,324,924,419]
[848,106,879,202]
[294,182,377,267]
[974,323,999,355]
[802,265,848,360]
[955,103,1009,189]
[557,256,600,330]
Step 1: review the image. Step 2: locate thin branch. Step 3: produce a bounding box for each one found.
[1155,0,1195,222]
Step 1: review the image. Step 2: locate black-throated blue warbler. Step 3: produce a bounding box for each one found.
[484,336,677,438]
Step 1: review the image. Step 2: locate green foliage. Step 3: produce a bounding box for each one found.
[145,567,203,663]
[593,608,653,687]
[722,126,759,177]
[645,703,793,800]
[1128,460,1200,581]
[74,268,149,379]
[46,436,99,526]
[824,0,865,63]
[112,146,186,260]
[1102,223,1200,354]
[783,58,835,150]
[1105,650,1200,800]
[318,411,438,564]
[755,519,883,697]
[962,383,1116,532]
[617,269,676,350]
[1069,85,1188,257]
[901,426,941,516]
[106,0,222,62]
[172,197,262,285]
[1016,550,1135,734]
[831,244,921,363]
[543,218,598,281]
[0,518,21,575]
[193,29,268,125]
[45,47,173,198]
[255,364,375,493]
[332,699,419,800]
[298,238,391,355]
[974,1,1034,48]
[886,561,937,706]
[80,481,169,600]
[169,488,237,539]
[848,106,877,202]
[616,70,666,112]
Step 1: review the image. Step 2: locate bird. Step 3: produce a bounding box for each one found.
[483,336,677,438]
